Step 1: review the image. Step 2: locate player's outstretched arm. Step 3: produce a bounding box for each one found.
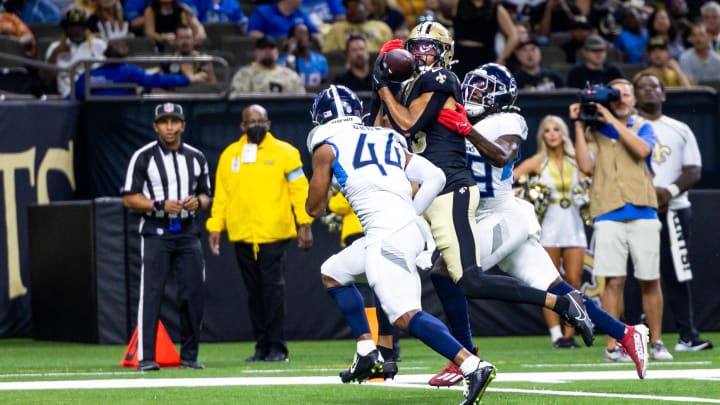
[437,104,519,167]
[306,144,335,217]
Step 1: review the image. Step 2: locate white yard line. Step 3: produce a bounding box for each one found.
[522,361,712,368]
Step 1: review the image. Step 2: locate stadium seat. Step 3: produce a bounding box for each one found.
[541,46,567,66]
[126,37,157,55]
[220,36,255,67]
[0,38,26,67]
[36,37,56,60]
[548,31,571,48]
[28,23,62,40]
[618,63,645,81]
[204,23,244,51]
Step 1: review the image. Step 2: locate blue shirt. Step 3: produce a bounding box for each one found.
[301,0,344,23]
[196,0,246,23]
[278,51,327,86]
[20,0,61,23]
[615,29,649,64]
[247,4,318,39]
[594,116,658,222]
[124,0,198,21]
[74,63,190,99]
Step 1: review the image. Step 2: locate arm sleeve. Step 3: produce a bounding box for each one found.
[195,154,212,196]
[286,147,314,225]
[328,192,352,216]
[682,125,702,167]
[405,154,446,215]
[122,151,146,194]
[206,149,229,232]
[638,122,655,150]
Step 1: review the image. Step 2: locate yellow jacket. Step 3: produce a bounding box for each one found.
[328,192,363,246]
[206,132,313,246]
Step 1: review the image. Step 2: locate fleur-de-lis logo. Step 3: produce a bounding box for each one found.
[436,73,446,84]
[652,141,671,164]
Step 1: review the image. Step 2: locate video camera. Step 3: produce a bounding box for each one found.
[577,83,620,124]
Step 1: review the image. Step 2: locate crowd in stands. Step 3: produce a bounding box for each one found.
[1,0,720,98]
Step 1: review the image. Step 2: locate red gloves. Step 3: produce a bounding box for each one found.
[438,103,473,137]
[379,39,404,55]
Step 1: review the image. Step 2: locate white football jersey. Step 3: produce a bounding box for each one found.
[467,111,528,209]
[649,115,702,210]
[310,117,416,240]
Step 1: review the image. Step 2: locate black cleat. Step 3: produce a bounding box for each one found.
[339,350,383,384]
[369,360,398,380]
[460,362,496,405]
[137,360,160,371]
[180,360,205,369]
[560,291,594,347]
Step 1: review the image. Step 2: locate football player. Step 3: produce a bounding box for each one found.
[305,84,496,404]
[372,23,595,373]
[432,63,651,384]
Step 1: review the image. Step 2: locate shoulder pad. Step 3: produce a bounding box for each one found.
[307,125,335,154]
[415,68,461,95]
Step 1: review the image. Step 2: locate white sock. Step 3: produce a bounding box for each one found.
[549,325,562,342]
[459,356,481,376]
[357,339,376,356]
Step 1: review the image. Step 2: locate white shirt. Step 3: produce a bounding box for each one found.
[310,117,416,241]
[468,111,528,209]
[649,115,702,210]
[46,37,107,97]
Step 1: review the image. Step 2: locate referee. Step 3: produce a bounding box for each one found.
[122,102,212,371]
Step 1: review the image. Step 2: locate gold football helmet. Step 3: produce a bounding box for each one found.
[405,21,455,71]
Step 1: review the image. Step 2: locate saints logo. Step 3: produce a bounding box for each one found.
[435,72,446,84]
[652,141,671,164]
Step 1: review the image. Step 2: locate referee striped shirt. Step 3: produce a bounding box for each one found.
[122,140,212,220]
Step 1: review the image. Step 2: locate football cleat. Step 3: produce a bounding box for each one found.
[618,324,649,379]
[675,338,713,352]
[428,361,464,387]
[339,350,383,384]
[552,337,580,349]
[460,361,496,405]
[651,340,674,361]
[604,344,632,363]
[559,291,594,347]
[369,360,398,380]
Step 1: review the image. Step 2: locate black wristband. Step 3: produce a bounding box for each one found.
[153,200,164,212]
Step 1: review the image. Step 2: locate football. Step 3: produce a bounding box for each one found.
[384,48,415,82]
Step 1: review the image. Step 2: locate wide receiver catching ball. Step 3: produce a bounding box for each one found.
[383,48,415,82]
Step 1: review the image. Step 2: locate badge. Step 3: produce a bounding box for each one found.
[231,157,240,172]
[559,198,571,209]
[435,72,446,84]
[242,143,257,163]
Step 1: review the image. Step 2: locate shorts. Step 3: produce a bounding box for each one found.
[592,219,661,280]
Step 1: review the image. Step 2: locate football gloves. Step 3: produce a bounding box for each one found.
[438,103,473,136]
[372,54,390,90]
[379,39,404,56]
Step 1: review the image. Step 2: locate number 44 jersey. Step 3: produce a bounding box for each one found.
[308,116,418,241]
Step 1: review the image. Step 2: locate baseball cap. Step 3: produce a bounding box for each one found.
[569,15,591,30]
[584,34,607,51]
[62,7,88,27]
[647,36,668,51]
[515,37,541,50]
[255,36,277,49]
[154,103,185,122]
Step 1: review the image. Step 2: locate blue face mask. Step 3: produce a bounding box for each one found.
[246,125,267,144]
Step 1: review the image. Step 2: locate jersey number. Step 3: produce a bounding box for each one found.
[353,133,402,175]
[467,154,494,198]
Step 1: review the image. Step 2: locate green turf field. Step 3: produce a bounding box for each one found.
[1,333,719,404]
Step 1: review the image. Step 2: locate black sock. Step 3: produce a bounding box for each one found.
[378,345,394,362]
[553,295,569,314]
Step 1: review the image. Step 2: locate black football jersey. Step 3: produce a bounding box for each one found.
[399,67,475,194]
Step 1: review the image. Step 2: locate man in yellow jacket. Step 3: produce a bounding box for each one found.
[206,104,314,362]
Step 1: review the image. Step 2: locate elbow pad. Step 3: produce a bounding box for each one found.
[405,154,446,215]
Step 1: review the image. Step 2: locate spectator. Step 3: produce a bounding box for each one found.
[247,0,323,46]
[196,0,247,25]
[647,7,684,61]
[124,0,197,36]
[561,14,592,64]
[0,8,36,57]
[571,77,672,363]
[206,104,314,363]
[678,22,720,84]
[614,7,648,64]
[451,0,518,80]
[46,7,107,97]
[163,24,216,83]
[229,36,305,97]
[331,34,372,91]
[532,0,589,38]
[6,0,62,23]
[144,0,207,51]
[394,0,425,28]
[421,0,452,28]
[512,37,564,91]
[365,0,408,39]
[566,33,624,88]
[301,0,345,30]
[87,0,128,39]
[74,38,207,99]
[700,1,720,51]
[635,37,690,88]
[279,23,328,87]
[586,0,622,41]
[323,0,392,53]
[122,102,211,372]
[633,72,713,353]
[513,114,589,348]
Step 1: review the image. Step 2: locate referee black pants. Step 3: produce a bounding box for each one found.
[138,234,205,363]
[234,240,290,357]
[625,208,699,341]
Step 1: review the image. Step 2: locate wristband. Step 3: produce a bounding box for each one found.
[666,184,680,198]
[153,200,164,212]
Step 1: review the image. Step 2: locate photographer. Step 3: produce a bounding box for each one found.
[570,78,672,363]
